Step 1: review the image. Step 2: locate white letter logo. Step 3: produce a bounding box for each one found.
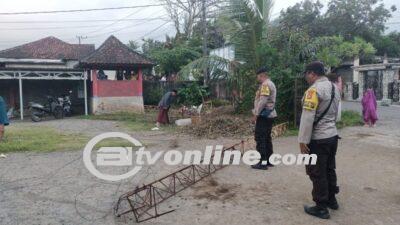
[97,147,133,166]
[83,132,143,182]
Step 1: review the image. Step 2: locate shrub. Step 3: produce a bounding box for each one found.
[177,83,209,106]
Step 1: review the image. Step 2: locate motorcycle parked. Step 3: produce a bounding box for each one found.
[29,96,64,122]
[58,90,73,117]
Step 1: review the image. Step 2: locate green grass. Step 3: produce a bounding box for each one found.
[284,127,299,137]
[284,110,363,137]
[337,110,363,129]
[0,126,88,153]
[79,112,156,131]
[0,111,180,153]
[0,126,149,153]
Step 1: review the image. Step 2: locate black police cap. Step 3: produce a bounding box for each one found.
[304,61,325,76]
[256,67,268,75]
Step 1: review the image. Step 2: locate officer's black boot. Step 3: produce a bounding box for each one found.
[328,186,339,210]
[304,205,330,219]
[328,197,339,210]
[251,162,268,170]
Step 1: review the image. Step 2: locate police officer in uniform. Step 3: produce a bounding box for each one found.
[251,67,277,170]
[298,62,340,219]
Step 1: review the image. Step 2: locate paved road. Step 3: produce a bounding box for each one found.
[342,101,400,136]
[0,103,399,225]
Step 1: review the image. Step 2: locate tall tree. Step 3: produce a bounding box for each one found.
[373,32,400,57]
[180,0,274,80]
[141,38,165,57]
[324,0,396,41]
[301,36,376,68]
[278,0,325,37]
[160,0,222,40]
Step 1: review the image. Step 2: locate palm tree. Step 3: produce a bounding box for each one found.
[179,0,274,83]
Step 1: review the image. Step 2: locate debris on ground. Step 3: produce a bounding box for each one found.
[0,154,7,159]
[181,106,254,139]
[175,118,192,126]
[169,139,179,148]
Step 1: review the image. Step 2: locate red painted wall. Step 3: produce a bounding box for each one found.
[91,69,143,97]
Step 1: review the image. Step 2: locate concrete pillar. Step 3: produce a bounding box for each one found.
[18,76,23,120]
[92,69,98,97]
[358,71,364,101]
[353,57,360,83]
[137,67,143,96]
[382,70,388,100]
[84,74,88,116]
[344,82,353,101]
[383,69,395,101]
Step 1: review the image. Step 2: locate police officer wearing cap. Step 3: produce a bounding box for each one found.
[251,67,277,170]
[298,61,341,219]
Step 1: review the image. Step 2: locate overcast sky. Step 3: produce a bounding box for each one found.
[0,0,399,51]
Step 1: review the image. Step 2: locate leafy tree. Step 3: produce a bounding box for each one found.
[141,38,165,57]
[301,36,376,68]
[150,45,201,76]
[180,0,284,115]
[177,83,209,106]
[127,40,140,52]
[277,0,396,43]
[278,0,325,37]
[191,21,225,50]
[373,32,400,57]
[324,0,396,41]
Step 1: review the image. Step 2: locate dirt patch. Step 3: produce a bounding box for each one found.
[352,133,375,138]
[169,139,179,148]
[192,177,239,202]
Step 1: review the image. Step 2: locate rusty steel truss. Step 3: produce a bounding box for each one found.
[114,122,288,223]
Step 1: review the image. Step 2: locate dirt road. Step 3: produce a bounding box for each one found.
[0,102,399,225]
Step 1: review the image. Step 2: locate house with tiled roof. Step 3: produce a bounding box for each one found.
[80,35,153,69]
[0,36,154,119]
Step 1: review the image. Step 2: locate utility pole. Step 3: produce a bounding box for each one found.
[76,35,87,44]
[202,0,208,86]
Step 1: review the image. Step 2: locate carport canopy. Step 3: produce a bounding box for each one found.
[0,69,88,120]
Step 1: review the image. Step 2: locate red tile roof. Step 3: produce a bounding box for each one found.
[80,35,154,69]
[0,36,95,60]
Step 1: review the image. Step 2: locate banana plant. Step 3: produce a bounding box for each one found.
[178,0,274,84]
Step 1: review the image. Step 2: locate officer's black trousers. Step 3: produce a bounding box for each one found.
[255,117,274,164]
[306,136,339,208]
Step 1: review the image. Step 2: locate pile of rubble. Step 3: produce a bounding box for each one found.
[182,106,254,138]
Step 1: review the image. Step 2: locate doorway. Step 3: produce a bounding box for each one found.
[363,70,383,100]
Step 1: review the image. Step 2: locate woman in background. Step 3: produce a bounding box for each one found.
[0,96,10,142]
[156,89,178,128]
[361,88,378,127]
